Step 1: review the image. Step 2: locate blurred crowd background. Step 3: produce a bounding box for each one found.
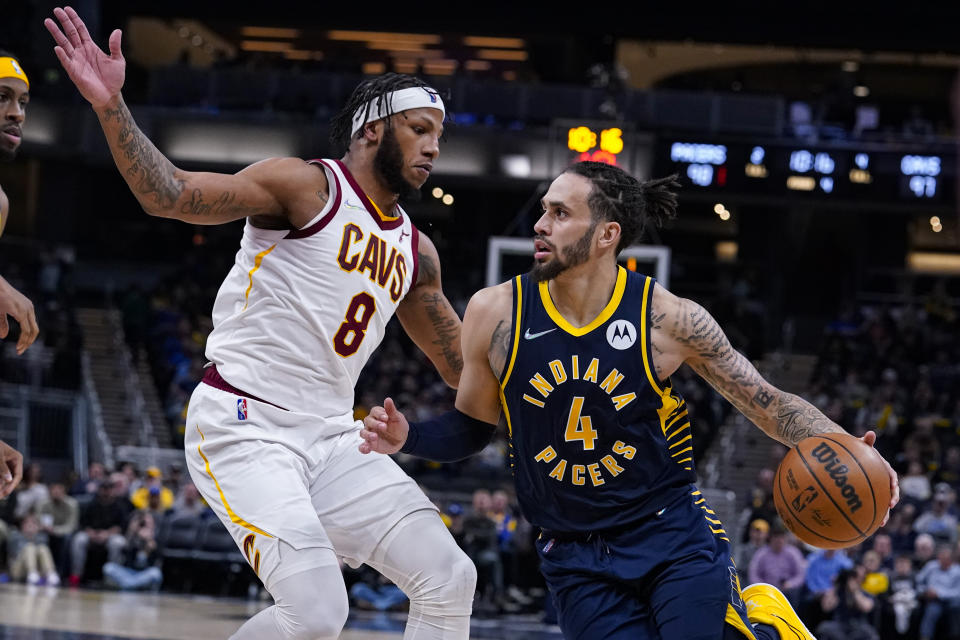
[3,2,960,637]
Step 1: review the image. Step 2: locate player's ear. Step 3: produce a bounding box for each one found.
[597,221,620,250]
[360,120,383,144]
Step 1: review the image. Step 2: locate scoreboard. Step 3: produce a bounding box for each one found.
[656,139,954,205]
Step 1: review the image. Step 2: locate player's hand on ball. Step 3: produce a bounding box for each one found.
[359,397,409,455]
[860,430,900,526]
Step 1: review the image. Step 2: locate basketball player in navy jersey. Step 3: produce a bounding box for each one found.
[361,161,900,639]
[0,50,36,498]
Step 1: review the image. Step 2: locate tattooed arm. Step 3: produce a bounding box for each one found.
[650,283,843,446]
[396,233,464,388]
[46,8,325,226]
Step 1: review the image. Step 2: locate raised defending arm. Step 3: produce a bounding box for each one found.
[45,7,305,225]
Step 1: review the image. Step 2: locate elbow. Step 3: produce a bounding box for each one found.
[442,371,461,390]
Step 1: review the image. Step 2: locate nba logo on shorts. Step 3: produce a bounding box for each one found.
[237,398,248,420]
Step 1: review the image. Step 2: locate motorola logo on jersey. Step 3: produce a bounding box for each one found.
[606,320,637,350]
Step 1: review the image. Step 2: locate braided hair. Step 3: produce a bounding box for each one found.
[330,73,441,155]
[565,162,680,253]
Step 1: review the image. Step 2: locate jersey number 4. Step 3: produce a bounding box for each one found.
[333,293,376,357]
[565,396,599,450]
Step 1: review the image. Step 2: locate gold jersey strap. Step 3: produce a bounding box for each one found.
[0,57,28,88]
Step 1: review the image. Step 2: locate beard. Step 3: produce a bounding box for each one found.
[374,127,421,203]
[0,145,17,162]
[529,221,597,283]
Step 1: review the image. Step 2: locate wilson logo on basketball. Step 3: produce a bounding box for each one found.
[810,442,863,513]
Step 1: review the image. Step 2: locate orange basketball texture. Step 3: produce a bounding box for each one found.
[774,433,892,549]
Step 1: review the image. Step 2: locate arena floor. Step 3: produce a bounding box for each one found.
[0,584,563,639]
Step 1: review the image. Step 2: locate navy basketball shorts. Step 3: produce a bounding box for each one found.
[535,487,756,640]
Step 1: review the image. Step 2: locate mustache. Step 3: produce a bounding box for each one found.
[2,125,21,136]
[534,235,555,250]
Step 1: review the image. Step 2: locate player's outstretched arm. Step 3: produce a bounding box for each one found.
[44,7,314,226]
[395,233,463,388]
[361,284,509,459]
[651,283,899,514]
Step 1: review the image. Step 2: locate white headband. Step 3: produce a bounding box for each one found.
[351,86,445,136]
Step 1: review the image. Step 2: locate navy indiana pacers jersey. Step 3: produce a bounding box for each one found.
[500,266,697,533]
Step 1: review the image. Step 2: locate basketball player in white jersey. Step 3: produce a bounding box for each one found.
[0,51,36,498]
[48,7,475,639]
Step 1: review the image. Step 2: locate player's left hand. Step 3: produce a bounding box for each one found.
[359,397,409,455]
[860,430,899,526]
[0,439,23,499]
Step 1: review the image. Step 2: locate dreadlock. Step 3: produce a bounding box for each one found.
[330,73,441,155]
[565,161,680,253]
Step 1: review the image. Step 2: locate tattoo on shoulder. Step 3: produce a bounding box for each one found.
[488,318,513,379]
[417,252,439,287]
[419,291,463,377]
[317,190,328,204]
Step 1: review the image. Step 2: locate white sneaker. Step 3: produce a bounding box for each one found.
[45,572,60,587]
[26,571,41,586]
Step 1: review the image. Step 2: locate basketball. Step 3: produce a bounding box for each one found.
[774,433,891,549]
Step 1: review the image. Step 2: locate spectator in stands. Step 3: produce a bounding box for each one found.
[914,483,958,545]
[13,463,48,521]
[70,461,105,497]
[102,509,162,591]
[170,483,207,519]
[805,548,854,602]
[900,461,933,505]
[69,479,127,587]
[130,467,174,513]
[860,550,890,597]
[934,446,960,488]
[887,502,918,554]
[348,565,408,612]
[886,554,919,638]
[915,533,937,568]
[165,463,183,495]
[737,518,769,583]
[748,525,807,602]
[7,513,59,586]
[442,502,465,548]
[108,471,134,520]
[868,532,895,572]
[37,482,77,571]
[916,544,960,640]
[816,566,879,640]
[462,489,503,610]
[744,469,778,539]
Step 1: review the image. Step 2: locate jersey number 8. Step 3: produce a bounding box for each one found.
[333,293,376,357]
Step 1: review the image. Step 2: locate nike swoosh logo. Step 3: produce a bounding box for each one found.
[524,328,557,340]
[344,201,366,212]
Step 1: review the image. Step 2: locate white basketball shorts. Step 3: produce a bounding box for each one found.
[183,381,437,590]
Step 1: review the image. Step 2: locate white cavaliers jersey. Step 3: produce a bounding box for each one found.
[205,159,420,430]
